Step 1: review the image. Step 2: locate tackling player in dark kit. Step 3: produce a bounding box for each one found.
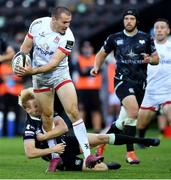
[20,88,160,172]
[91,9,159,164]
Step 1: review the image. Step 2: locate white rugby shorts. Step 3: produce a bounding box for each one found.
[140,91,171,111]
[32,68,72,92]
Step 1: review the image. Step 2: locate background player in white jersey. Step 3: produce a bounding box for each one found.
[14,7,102,168]
[137,18,171,139]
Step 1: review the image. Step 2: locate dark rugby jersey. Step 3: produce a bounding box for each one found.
[23,114,50,157]
[103,30,156,83]
[23,114,83,170]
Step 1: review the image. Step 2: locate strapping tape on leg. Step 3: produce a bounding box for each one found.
[124,118,137,126]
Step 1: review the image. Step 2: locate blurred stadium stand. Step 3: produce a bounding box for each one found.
[0,0,167,45]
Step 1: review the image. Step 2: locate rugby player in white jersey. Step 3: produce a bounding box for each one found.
[14,7,103,170]
[137,18,171,139]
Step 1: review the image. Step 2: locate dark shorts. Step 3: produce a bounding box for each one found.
[77,90,101,111]
[41,132,83,171]
[114,78,145,106]
[58,133,83,171]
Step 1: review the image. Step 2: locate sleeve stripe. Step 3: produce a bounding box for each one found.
[27,33,33,39]
[58,47,71,55]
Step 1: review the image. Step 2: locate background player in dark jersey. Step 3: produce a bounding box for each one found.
[20,88,160,172]
[91,9,159,164]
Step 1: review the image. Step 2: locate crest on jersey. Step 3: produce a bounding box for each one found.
[126,49,138,58]
[54,36,60,43]
[116,39,123,45]
[42,43,49,50]
[139,40,145,44]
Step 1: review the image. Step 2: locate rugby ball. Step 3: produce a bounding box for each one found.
[12,52,31,73]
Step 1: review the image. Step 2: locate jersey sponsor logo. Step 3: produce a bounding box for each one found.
[139,40,145,44]
[160,59,171,64]
[116,39,123,45]
[65,41,74,50]
[121,59,144,64]
[25,131,34,137]
[35,45,54,56]
[25,131,34,135]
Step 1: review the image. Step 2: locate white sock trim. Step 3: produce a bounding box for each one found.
[108,134,115,144]
[73,119,84,126]
[115,106,127,130]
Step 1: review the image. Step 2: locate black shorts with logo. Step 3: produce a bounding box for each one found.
[114,78,145,106]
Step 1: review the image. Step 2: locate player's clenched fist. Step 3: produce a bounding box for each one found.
[90,67,99,76]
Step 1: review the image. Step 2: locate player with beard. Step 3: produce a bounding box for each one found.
[91,9,159,164]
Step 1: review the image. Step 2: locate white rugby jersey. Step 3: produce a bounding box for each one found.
[27,17,75,77]
[146,40,171,94]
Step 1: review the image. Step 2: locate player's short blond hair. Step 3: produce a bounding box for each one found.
[18,88,35,109]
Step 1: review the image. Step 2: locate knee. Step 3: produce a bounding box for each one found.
[127,107,139,119]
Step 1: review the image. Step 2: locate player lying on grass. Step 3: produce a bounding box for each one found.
[19,88,160,172]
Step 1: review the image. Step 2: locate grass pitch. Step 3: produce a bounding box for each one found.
[0,130,171,179]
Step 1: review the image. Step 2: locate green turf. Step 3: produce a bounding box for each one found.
[0,131,171,179]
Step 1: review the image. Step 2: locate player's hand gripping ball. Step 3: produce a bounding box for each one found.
[12,52,31,73]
